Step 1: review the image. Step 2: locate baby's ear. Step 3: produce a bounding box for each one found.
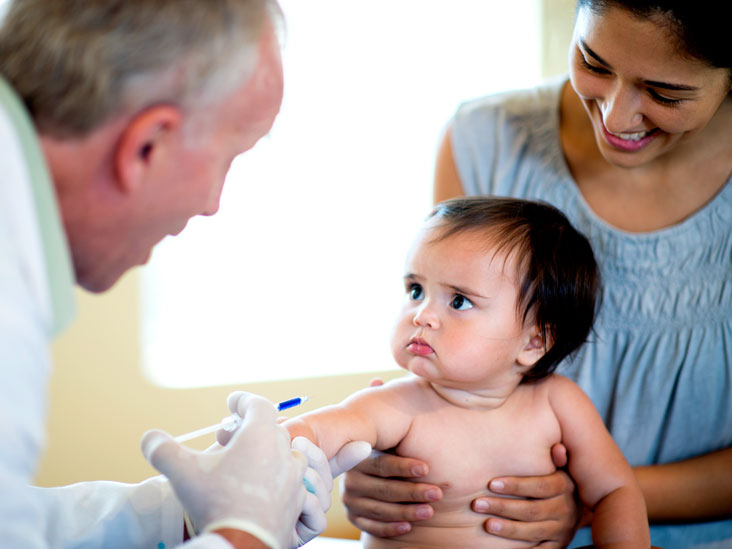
[516,325,549,370]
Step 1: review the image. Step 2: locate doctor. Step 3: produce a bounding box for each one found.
[0,0,368,547]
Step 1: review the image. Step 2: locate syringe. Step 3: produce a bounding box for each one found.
[174,395,309,443]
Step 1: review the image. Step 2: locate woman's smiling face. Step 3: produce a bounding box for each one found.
[568,5,731,169]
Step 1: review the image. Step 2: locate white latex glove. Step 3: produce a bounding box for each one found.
[219,392,372,548]
[290,437,371,547]
[141,393,307,549]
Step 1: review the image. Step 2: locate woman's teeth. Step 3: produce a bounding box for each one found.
[609,130,650,141]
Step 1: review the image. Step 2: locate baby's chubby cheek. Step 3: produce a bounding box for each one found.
[389,323,408,364]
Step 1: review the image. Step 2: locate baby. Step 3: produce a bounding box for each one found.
[285,196,649,548]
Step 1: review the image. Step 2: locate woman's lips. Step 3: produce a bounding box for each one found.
[601,120,659,152]
[408,338,434,357]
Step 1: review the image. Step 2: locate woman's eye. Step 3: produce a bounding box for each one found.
[408,284,423,301]
[648,88,683,106]
[580,56,610,75]
[451,294,473,311]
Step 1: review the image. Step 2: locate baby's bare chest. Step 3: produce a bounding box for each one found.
[395,390,561,503]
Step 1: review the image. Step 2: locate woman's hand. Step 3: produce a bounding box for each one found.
[471,444,583,548]
[341,450,443,537]
[341,442,581,545]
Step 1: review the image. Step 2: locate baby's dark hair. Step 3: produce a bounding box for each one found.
[428,196,600,380]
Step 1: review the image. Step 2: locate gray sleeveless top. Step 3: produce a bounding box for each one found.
[451,77,732,548]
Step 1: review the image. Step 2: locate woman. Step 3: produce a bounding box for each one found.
[342,1,732,546]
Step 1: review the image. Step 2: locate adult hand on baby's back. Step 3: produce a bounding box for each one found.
[471,443,581,548]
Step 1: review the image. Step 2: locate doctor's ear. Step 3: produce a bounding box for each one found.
[516,325,550,370]
[114,105,182,194]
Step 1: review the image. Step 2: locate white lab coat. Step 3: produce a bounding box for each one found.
[0,78,231,548]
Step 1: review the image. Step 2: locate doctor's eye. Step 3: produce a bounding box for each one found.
[450,294,473,311]
[407,283,424,301]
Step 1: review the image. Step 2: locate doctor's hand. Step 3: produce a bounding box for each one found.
[470,443,581,548]
[141,393,307,549]
[289,437,372,547]
[219,391,373,548]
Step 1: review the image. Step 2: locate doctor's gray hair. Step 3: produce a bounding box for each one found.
[0,0,283,138]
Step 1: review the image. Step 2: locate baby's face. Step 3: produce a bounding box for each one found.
[391,222,538,391]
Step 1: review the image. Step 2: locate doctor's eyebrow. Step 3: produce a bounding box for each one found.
[579,39,699,92]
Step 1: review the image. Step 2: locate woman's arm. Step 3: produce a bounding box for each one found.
[636,447,732,522]
[574,447,732,529]
[433,127,465,203]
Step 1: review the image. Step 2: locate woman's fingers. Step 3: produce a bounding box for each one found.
[487,469,574,500]
[343,466,441,504]
[473,491,569,521]
[353,451,429,480]
[348,515,413,538]
[482,516,565,544]
[471,469,579,545]
[340,462,442,537]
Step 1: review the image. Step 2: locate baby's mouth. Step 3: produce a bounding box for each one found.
[408,337,434,356]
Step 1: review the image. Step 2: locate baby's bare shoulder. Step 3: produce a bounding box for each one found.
[514,374,588,413]
[345,375,436,412]
[531,373,584,395]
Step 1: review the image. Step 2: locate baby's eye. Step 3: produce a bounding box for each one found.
[450,294,473,311]
[408,283,424,301]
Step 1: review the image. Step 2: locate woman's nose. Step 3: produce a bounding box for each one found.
[601,83,644,131]
[412,302,439,329]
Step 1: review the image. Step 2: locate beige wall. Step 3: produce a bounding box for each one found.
[540,0,576,79]
[36,0,575,541]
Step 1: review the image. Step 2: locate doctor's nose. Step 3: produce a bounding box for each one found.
[412,302,439,329]
[601,83,644,132]
[202,187,223,216]
[202,203,220,217]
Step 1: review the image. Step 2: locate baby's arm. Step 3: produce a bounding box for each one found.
[284,381,415,461]
[548,375,650,548]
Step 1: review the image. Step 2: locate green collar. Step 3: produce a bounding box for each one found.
[0,77,75,336]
